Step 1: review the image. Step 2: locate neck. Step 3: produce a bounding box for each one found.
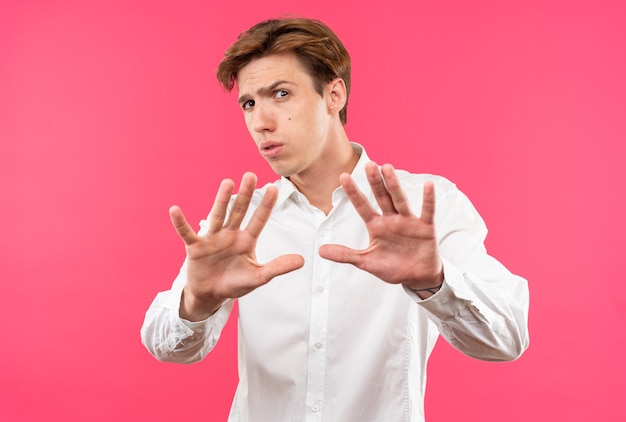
[289,138,359,215]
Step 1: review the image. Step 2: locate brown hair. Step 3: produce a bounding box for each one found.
[216,18,351,124]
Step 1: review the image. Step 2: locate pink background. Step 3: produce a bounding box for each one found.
[1,0,625,420]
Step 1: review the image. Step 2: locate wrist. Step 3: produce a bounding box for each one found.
[405,269,445,300]
[408,281,443,299]
[179,288,223,322]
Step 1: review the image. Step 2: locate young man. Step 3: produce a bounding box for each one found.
[141,18,529,421]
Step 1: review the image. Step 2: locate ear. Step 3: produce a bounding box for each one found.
[325,78,347,116]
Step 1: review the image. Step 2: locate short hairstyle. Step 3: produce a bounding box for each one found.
[216,18,352,124]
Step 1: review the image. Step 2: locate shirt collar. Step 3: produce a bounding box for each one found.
[275,143,372,209]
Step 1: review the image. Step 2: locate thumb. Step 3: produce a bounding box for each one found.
[318,244,361,265]
[260,254,305,282]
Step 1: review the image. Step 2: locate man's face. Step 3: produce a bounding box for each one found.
[236,53,337,179]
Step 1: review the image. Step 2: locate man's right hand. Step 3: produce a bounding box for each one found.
[169,172,305,321]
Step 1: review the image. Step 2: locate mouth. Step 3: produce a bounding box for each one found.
[260,141,284,158]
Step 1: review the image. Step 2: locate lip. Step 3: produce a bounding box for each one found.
[259,141,284,158]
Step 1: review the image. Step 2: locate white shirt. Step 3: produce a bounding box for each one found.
[141,144,529,422]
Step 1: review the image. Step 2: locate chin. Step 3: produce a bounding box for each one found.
[273,169,292,178]
[269,165,296,179]
[264,160,289,177]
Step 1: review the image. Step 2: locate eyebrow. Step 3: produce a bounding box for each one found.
[237,80,292,105]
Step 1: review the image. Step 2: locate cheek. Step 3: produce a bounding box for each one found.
[243,114,254,132]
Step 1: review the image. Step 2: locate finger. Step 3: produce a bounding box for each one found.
[341,173,378,223]
[207,178,235,233]
[365,161,395,214]
[420,182,436,224]
[380,164,413,217]
[259,254,305,283]
[244,185,278,238]
[224,172,257,229]
[169,205,199,245]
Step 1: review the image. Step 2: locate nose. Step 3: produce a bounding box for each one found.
[251,103,275,133]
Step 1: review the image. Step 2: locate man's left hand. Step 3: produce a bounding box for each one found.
[319,162,444,292]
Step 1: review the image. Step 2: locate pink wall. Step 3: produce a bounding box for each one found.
[1,0,625,420]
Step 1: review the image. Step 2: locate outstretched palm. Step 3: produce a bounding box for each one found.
[170,173,304,321]
[319,162,443,290]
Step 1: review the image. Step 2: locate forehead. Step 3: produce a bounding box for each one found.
[236,54,315,94]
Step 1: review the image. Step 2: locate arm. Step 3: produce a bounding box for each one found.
[319,162,529,361]
[140,264,235,364]
[140,173,304,363]
[406,185,529,361]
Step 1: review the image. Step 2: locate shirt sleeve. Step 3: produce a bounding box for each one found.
[140,261,235,364]
[404,180,530,362]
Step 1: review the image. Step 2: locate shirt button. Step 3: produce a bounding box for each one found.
[319,230,327,237]
[314,342,323,349]
[317,286,324,293]
[312,403,321,412]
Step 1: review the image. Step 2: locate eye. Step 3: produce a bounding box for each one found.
[242,99,255,111]
[275,90,289,99]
